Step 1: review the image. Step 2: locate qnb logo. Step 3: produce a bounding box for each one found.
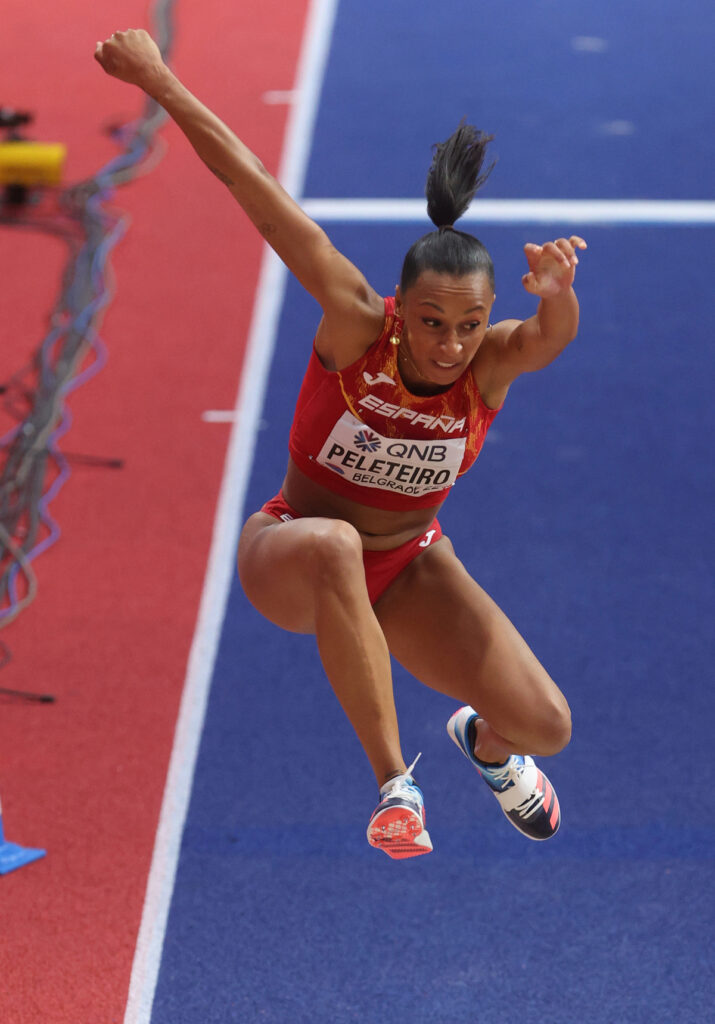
[353,429,381,453]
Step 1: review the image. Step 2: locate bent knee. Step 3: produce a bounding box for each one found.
[532,695,572,756]
[301,519,364,585]
[236,515,366,633]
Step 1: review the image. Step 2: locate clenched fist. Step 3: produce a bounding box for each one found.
[94,30,166,92]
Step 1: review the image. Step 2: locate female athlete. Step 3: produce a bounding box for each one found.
[95,30,586,859]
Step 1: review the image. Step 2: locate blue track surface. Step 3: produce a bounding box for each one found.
[151,3,715,1021]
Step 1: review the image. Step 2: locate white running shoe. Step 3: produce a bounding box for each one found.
[447,706,561,841]
[367,754,433,859]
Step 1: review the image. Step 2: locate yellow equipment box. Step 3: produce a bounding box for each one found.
[0,142,66,186]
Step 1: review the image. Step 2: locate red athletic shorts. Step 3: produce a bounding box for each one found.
[259,491,443,605]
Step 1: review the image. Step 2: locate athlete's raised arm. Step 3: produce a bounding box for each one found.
[94,30,383,358]
[475,234,588,406]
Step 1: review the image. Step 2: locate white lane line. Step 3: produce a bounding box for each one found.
[262,89,299,104]
[201,410,237,422]
[122,3,339,1023]
[301,198,715,225]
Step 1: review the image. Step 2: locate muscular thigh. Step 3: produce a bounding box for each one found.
[238,512,362,634]
[373,536,568,739]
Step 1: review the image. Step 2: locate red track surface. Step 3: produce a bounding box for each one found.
[0,2,307,1020]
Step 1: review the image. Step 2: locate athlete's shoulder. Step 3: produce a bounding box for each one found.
[316,291,394,371]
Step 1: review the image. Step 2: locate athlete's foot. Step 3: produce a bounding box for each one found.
[367,755,433,859]
[447,706,561,840]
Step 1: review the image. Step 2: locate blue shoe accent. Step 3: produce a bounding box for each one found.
[447,705,482,766]
[447,706,561,841]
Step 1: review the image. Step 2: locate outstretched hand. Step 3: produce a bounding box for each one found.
[94,29,166,91]
[522,236,587,298]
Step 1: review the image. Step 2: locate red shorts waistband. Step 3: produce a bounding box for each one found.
[260,491,301,522]
[258,491,442,604]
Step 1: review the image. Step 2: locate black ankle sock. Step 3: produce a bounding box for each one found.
[468,719,505,767]
[467,718,477,754]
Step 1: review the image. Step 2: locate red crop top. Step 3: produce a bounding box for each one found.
[288,297,501,511]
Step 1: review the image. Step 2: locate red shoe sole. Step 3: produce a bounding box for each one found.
[367,806,433,859]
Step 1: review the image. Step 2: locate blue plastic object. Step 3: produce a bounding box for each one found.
[0,801,45,875]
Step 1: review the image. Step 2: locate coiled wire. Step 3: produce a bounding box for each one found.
[0,1,176,654]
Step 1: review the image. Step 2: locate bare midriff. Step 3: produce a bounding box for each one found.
[281,458,444,550]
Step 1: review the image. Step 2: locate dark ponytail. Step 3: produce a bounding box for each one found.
[400,122,496,293]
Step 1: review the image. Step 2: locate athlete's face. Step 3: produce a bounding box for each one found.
[395,271,495,392]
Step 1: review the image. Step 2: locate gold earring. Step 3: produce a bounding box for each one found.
[389,318,402,346]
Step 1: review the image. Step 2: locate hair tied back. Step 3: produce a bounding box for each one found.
[426,120,495,229]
